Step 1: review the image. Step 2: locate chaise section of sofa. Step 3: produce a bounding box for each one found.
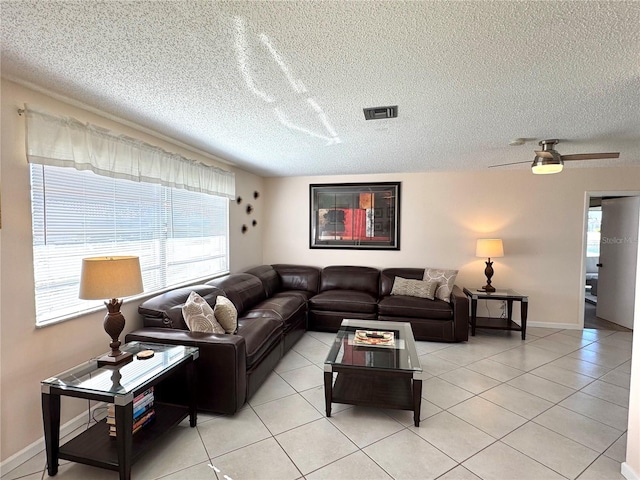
[125,272,308,414]
[126,285,251,414]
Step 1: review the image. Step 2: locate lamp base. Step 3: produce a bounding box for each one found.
[481,284,496,293]
[97,351,133,368]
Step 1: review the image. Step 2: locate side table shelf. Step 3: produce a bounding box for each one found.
[59,402,188,470]
[472,316,522,332]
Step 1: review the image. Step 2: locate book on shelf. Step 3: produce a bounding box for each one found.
[109,410,155,437]
[107,395,154,418]
[106,386,155,436]
[106,402,154,425]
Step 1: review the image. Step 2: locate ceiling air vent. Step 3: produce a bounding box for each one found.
[363,105,398,120]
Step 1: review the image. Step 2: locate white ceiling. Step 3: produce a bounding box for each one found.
[2,1,639,177]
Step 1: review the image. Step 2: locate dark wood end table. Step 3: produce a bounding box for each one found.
[41,342,198,480]
[463,287,528,340]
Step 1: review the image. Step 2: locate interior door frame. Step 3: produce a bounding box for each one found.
[580,190,640,328]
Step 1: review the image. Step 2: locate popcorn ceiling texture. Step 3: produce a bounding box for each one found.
[1,1,639,177]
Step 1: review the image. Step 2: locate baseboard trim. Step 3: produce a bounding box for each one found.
[528,321,581,330]
[0,403,107,476]
[622,462,640,480]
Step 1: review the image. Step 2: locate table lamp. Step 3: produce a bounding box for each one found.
[79,256,144,367]
[476,239,504,292]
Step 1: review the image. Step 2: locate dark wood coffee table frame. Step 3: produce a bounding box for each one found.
[324,320,423,427]
[41,343,198,480]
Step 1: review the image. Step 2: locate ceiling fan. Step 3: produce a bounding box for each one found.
[489,139,620,174]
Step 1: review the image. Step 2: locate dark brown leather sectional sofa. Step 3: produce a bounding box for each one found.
[125,264,468,415]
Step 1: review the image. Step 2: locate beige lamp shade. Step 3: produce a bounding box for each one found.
[79,256,144,300]
[476,239,504,258]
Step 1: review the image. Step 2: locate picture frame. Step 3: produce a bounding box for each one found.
[310,182,401,250]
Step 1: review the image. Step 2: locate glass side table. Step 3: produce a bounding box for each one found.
[463,287,529,340]
[41,341,198,480]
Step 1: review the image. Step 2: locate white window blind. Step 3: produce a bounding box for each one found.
[24,106,234,325]
[31,164,229,325]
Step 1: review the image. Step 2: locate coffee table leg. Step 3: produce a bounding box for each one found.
[324,371,332,417]
[413,378,422,427]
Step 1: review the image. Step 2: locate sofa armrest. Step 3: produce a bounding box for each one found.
[125,328,247,414]
[450,285,469,342]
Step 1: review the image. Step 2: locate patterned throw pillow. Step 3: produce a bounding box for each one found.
[182,291,225,334]
[390,277,437,300]
[423,268,459,303]
[214,296,238,334]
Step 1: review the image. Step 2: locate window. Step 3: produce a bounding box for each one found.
[31,164,229,325]
[586,207,602,257]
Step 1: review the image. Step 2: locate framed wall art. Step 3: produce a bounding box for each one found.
[309,182,401,250]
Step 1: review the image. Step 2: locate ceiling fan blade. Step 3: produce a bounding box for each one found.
[488,160,531,168]
[560,152,620,161]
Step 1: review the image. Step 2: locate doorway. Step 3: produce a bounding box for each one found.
[583,193,639,331]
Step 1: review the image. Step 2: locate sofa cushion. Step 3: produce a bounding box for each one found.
[207,273,266,314]
[310,289,378,314]
[182,291,226,333]
[214,296,238,334]
[319,265,380,296]
[391,277,437,300]
[423,268,458,302]
[271,290,316,302]
[241,296,307,331]
[272,264,321,294]
[245,265,281,297]
[237,317,283,368]
[378,295,453,320]
[380,268,425,296]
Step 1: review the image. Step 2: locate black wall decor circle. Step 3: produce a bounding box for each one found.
[241,224,248,234]
[253,191,260,199]
[252,220,257,227]
[246,204,253,214]
[236,196,242,204]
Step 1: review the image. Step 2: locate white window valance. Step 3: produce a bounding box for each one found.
[24,106,235,198]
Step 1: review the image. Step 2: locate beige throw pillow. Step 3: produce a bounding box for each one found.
[390,277,437,300]
[423,268,458,302]
[214,296,238,334]
[182,291,225,334]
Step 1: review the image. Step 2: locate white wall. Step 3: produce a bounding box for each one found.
[264,170,640,327]
[0,79,264,463]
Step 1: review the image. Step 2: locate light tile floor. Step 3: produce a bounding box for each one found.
[2,327,632,480]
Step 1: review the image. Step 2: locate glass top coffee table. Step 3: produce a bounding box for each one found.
[324,319,423,426]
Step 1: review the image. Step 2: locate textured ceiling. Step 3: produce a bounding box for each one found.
[2,1,639,177]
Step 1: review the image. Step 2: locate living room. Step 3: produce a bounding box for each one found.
[1,2,639,480]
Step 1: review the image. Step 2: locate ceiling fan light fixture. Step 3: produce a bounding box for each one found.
[531,155,563,174]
